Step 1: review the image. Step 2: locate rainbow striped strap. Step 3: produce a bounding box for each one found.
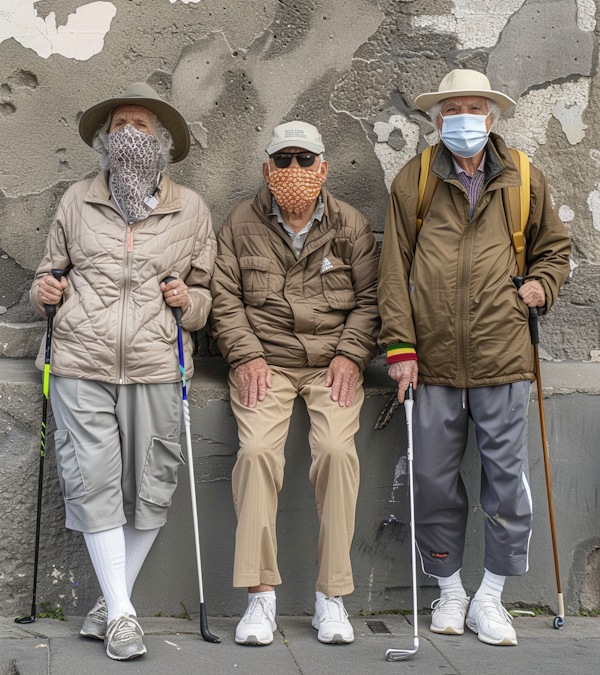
[387,343,417,364]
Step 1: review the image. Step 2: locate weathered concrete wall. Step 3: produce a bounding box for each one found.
[0,0,599,359]
[1,0,600,617]
[2,358,600,618]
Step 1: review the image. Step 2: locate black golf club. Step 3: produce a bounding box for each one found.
[163,277,220,643]
[16,268,64,624]
[513,276,564,629]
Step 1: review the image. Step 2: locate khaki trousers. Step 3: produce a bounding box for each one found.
[229,365,363,596]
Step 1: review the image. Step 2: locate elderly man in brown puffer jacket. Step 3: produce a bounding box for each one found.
[378,70,570,647]
[210,121,379,647]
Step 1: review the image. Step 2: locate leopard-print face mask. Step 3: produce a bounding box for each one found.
[108,124,161,224]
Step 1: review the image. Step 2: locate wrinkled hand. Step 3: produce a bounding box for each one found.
[235,357,272,408]
[325,355,360,407]
[37,274,68,306]
[518,280,545,309]
[160,278,190,313]
[389,361,419,403]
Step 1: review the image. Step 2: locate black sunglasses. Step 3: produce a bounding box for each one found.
[270,152,320,169]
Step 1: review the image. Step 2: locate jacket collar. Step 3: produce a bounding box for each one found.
[252,185,341,263]
[432,133,522,190]
[84,171,182,216]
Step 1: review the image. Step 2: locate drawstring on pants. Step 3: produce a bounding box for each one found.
[462,388,467,410]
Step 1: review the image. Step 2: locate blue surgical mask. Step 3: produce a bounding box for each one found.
[440,112,490,158]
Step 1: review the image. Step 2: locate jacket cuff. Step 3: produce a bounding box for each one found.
[387,343,417,364]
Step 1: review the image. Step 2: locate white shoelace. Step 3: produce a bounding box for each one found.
[243,597,275,625]
[317,596,348,623]
[108,616,142,643]
[431,595,469,615]
[476,596,513,625]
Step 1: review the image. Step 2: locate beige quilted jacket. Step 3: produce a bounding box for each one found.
[30,171,216,384]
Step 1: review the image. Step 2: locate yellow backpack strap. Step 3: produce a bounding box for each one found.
[416,144,440,232]
[504,149,530,278]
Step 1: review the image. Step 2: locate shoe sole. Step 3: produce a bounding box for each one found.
[235,636,274,646]
[106,645,147,660]
[430,624,464,635]
[466,620,517,646]
[317,634,354,644]
[80,629,105,640]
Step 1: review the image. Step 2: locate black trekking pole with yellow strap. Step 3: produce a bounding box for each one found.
[16,268,64,625]
[513,276,565,630]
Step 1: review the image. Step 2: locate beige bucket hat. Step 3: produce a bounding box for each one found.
[78,82,190,162]
[415,69,516,113]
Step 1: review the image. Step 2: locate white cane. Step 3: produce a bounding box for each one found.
[386,383,419,661]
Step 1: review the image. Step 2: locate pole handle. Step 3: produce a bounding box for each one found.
[44,268,65,319]
[406,382,414,401]
[512,275,539,346]
[163,275,183,326]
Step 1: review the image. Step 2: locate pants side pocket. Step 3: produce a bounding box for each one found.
[138,436,185,508]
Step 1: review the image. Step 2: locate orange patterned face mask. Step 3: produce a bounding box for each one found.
[267,166,326,214]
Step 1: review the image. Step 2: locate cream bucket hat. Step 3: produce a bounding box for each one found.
[415,70,516,113]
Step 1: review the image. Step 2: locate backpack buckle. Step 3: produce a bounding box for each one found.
[512,231,525,254]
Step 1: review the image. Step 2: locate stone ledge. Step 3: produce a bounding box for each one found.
[0,322,44,358]
[1,358,599,401]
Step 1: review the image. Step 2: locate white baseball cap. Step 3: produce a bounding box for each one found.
[266,121,325,155]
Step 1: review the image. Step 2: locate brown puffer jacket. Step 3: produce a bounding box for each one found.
[30,171,216,384]
[378,134,571,388]
[210,186,380,370]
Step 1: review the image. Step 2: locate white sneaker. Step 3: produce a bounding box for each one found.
[312,594,354,644]
[466,595,517,646]
[430,595,470,635]
[235,594,277,645]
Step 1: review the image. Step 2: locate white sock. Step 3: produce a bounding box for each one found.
[123,524,160,597]
[248,590,276,602]
[84,527,136,623]
[475,569,506,600]
[434,569,467,598]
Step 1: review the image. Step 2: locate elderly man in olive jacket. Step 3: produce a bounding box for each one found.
[210,121,379,647]
[378,71,570,646]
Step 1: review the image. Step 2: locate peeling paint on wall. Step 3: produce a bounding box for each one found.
[587,185,600,232]
[0,1,116,60]
[495,78,590,158]
[576,0,597,31]
[559,205,575,222]
[411,0,527,50]
[552,100,588,145]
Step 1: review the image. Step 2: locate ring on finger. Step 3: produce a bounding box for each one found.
[173,289,178,296]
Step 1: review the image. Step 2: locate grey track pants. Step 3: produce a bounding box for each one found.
[413,382,533,577]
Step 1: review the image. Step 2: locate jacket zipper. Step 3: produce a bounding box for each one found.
[456,191,473,389]
[116,224,133,384]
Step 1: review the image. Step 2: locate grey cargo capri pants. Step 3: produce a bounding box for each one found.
[50,375,183,533]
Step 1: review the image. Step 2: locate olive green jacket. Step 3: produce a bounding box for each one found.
[378,134,571,387]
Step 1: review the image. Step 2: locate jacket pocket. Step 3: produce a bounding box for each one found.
[54,430,87,500]
[321,257,356,311]
[138,436,185,508]
[240,255,271,307]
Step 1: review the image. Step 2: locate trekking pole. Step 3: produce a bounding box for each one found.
[513,276,564,629]
[386,383,419,661]
[163,277,220,643]
[15,269,64,625]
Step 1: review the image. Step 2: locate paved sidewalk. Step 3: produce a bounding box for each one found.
[1,613,599,675]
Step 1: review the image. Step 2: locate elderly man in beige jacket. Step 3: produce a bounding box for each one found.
[31,83,215,660]
[210,121,380,647]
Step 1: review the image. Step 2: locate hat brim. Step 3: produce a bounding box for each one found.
[78,96,190,163]
[265,140,325,155]
[415,89,516,113]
